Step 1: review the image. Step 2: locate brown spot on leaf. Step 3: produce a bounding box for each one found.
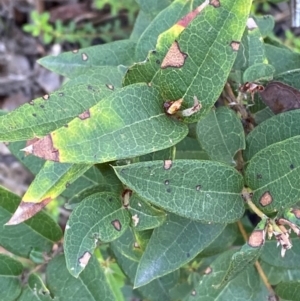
[248,229,265,247]
[78,110,90,120]
[259,81,300,114]
[177,1,209,27]
[5,198,52,225]
[209,0,220,8]
[164,160,173,170]
[106,84,114,90]
[292,208,300,219]
[22,135,60,161]
[82,53,88,61]
[204,267,212,274]
[230,41,240,51]
[164,99,183,115]
[259,191,273,207]
[42,94,49,100]
[161,41,188,69]
[78,251,91,268]
[247,17,258,30]
[111,219,122,231]
[122,189,132,208]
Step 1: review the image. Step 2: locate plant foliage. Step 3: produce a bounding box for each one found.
[2,0,300,300]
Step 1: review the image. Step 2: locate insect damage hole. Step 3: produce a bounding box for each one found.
[230,41,240,51]
[78,251,92,268]
[82,53,88,61]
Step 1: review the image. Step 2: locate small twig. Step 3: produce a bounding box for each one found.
[242,190,268,219]
[237,220,276,297]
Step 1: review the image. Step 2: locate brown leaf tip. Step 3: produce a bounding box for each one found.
[292,208,300,219]
[22,135,60,161]
[230,41,240,51]
[177,0,209,27]
[246,17,258,30]
[78,110,91,120]
[259,191,273,207]
[78,251,92,268]
[209,0,221,8]
[81,53,88,61]
[248,229,265,247]
[161,41,188,69]
[163,160,173,170]
[5,198,52,225]
[111,219,122,231]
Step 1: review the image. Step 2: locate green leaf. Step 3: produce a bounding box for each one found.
[199,223,238,257]
[244,110,300,161]
[253,107,274,125]
[274,69,300,90]
[64,192,130,277]
[134,213,225,287]
[265,44,300,75]
[130,10,152,41]
[196,107,245,165]
[0,254,22,301]
[233,17,266,72]
[276,281,300,301]
[111,227,143,262]
[135,0,192,61]
[260,236,300,269]
[0,83,114,142]
[46,255,117,301]
[0,187,62,258]
[242,63,275,83]
[65,164,123,209]
[135,0,171,19]
[114,160,245,223]
[260,261,300,286]
[175,136,209,160]
[17,274,56,301]
[126,0,251,122]
[38,40,136,77]
[186,249,263,301]
[218,218,267,287]
[245,136,300,213]
[129,194,166,231]
[112,243,179,301]
[62,66,126,86]
[26,84,188,164]
[253,15,275,37]
[155,0,252,122]
[23,161,91,204]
